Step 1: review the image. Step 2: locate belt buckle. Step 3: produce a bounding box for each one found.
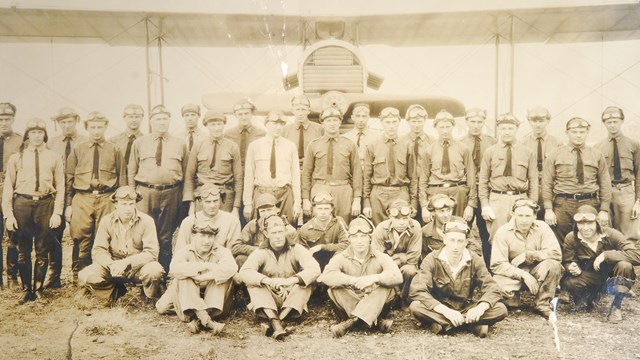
[442,183,451,188]
[505,191,514,195]
[33,196,40,201]
[92,190,100,195]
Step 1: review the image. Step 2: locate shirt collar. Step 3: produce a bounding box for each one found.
[506,218,539,233]
[91,139,106,147]
[125,130,143,138]
[297,121,309,130]
[112,210,141,226]
[27,144,46,152]
[438,138,452,146]
[240,125,253,133]
[383,135,397,143]
[187,242,220,262]
[577,231,605,244]
[308,217,336,230]
[437,247,472,266]
[609,134,623,141]
[343,246,376,261]
[323,135,339,142]
[152,133,166,141]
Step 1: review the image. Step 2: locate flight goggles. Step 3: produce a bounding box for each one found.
[311,192,333,205]
[388,206,412,217]
[86,112,108,122]
[511,198,540,212]
[573,212,597,222]
[233,101,255,112]
[347,216,375,235]
[429,196,455,210]
[406,105,428,119]
[320,107,342,121]
[465,109,486,120]
[442,220,470,234]
[527,107,550,120]
[601,111,623,121]
[379,107,400,120]
[565,117,590,130]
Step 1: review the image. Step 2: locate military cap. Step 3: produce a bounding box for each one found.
[123,104,144,117]
[149,105,171,119]
[601,106,624,122]
[51,107,79,122]
[527,106,550,121]
[111,186,143,202]
[379,107,401,121]
[181,103,200,116]
[233,100,256,113]
[433,110,455,127]
[291,95,311,107]
[255,193,279,209]
[0,102,16,117]
[23,118,48,143]
[264,111,287,125]
[465,108,486,120]
[320,107,342,122]
[496,112,520,126]
[565,117,590,130]
[202,111,227,126]
[406,105,428,120]
[311,191,333,206]
[352,103,370,115]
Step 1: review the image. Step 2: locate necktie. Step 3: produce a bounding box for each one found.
[298,124,305,160]
[64,136,72,161]
[612,138,622,181]
[327,137,334,176]
[155,137,163,166]
[125,134,135,165]
[503,144,513,176]
[388,139,396,178]
[210,139,218,169]
[92,143,100,180]
[270,139,277,179]
[441,141,451,175]
[188,132,194,152]
[240,128,248,164]
[0,136,4,173]
[357,132,363,147]
[414,136,421,166]
[35,148,40,192]
[536,138,543,172]
[576,148,584,184]
[473,136,481,170]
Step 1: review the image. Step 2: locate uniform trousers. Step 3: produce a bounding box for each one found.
[410,300,507,328]
[425,185,470,218]
[486,192,528,242]
[493,259,563,312]
[328,286,397,327]
[156,277,234,321]
[370,185,409,226]
[252,185,295,223]
[610,184,639,236]
[562,261,635,302]
[246,283,313,318]
[78,261,164,300]
[310,183,354,224]
[1,208,19,284]
[70,192,114,274]
[551,196,598,244]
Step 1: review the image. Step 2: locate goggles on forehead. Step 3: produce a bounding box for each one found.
[312,192,333,204]
[527,109,550,120]
[86,112,108,122]
[573,212,597,222]
[512,198,540,212]
[379,107,400,119]
[233,102,255,112]
[320,107,342,121]
[291,97,310,107]
[388,206,412,217]
[430,196,455,210]
[196,187,221,199]
[566,117,590,130]
[497,113,518,122]
[124,110,143,117]
[347,216,375,235]
[191,224,219,236]
[443,220,470,234]
[602,112,623,121]
[435,111,454,121]
[465,110,486,119]
[406,106,427,119]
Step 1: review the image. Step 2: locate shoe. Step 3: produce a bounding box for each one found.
[260,323,273,337]
[17,291,37,305]
[7,277,21,291]
[428,322,444,335]
[186,319,201,334]
[270,318,287,341]
[503,293,521,308]
[44,279,62,289]
[472,324,489,338]
[203,320,225,335]
[608,308,622,323]
[378,319,393,334]
[330,317,358,338]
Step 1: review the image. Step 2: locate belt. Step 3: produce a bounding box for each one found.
[255,184,290,192]
[16,193,54,201]
[612,181,633,189]
[315,180,350,186]
[136,181,181,191]
[428,180,466,188]
[491,189,526,196]
[76,188,115,195]
[556,192,597,201]
[201,182,234,190]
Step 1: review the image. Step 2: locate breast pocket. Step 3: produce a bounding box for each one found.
[514,160,529,181]
[98,150,116,177]
[218,151,233,174]
[555,159,574,178]
[139,147,157,162]
[583,159,598,181]
[197,152,210,168]
[620,154,634,172]
[372,154,387,178]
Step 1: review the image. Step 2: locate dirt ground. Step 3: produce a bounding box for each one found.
[2,240,640,360]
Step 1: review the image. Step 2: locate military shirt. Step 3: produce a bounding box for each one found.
[109,130,144,164]
[371,218,422,268]
[282,120,324,166]
[224,124,266,167]
[519,132,562,179]
[401,132,435,172]
[48,133,88,164]
[460,134,497,174]
[174,210,241,251]
[343,127,381,168]
[170,241,237,283]
[238,242,321,287]
[597,134,640,198]
[128,134,188,186]
[229,218,298,259]
[318,247,402,288]
[298,217,349,253]
[0,132,23,200]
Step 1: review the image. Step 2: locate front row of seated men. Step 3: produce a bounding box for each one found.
[77,185,639,339]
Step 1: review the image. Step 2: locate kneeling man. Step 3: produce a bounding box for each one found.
[410,219,507,337]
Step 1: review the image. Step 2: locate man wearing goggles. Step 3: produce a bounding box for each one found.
[283,95,324,168]
[298,192,349,270]
[238,214,321,341]
[109,104,145,172]
[402,105,436,170]
[157,219,237,335]
[343,103,381,171]
[420,194,482,260]
[362,107,418,226]
[371,199,422,301]
[410,219,507,338]
[561,205,639,322]
[318,216,402,338]
[420,110,477,224]
[301,107,362,223]
[596,106,640,235]
[175,183,241,253]
[77,186,164,306]
[479,113,538,243]
[490,198,562,318]
[518,106,561,221]
[542,117,611,243]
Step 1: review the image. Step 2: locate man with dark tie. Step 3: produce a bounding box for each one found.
[343,103,380,171]
[109,104,145,170]
[596,106,640,235]
[178,104,206,155]
[542,117,612,242]
[420,110,476,223]
[283,95,323,168]
[3,119,63,302]
[128,105,188,274]
[519,106,561,221]
[66,112,126,282]
[0,102,23,289]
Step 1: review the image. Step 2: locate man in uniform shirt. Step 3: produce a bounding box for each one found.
[0,102,23,289]
[3,119,63,302]
[175,184,241,251]
[597,106,640,235]
[362,107,417,225]
[77,186,164,305]
[66,112,126,280]
[343,103,380,170]
[542,117,611,242]
[179,104,206,155]
[184,112,242,217]
[420,110,476,223]
[402,104,435,169]
[109,104,145,168]
[46,106,88,288]
[490,199,562,317]
[318,216,402,338]
[479,113,538,241]
[156,219,237,335]
[243,112,302,223]
[239,214,320,341]
[302,107,362,223]
[282,95,323,168]
[129,105,188,273]
[519,107,561,221]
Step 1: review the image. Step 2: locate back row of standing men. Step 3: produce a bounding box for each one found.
[0,97,638,296]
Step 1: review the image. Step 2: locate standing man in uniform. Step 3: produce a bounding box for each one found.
[46,106,88,288]
[243,112,301,224]
[184,112,242,217]
[3,119,64,302]
[542,117,611,242]
[283,95,323,168]
[343,103,380,171]
[597,106,640,235]
[109,104,145,169]
[0,103,23,289]
[66,112,126,281]
[129,105,188,274]
[420,110,476,223]
[302,107,361,223]
[362,107,417,225]
[179,104,206,155]
[519,107,561,221]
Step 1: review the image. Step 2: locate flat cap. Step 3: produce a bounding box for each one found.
[320,107,342,122]
[233,100,256,112]
[496,112,519,126]
[51,107,79,122]
[202,111,227,125]
[0,102,16,117]
[149,105,171,119]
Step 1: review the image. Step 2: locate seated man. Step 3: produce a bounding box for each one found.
[409,218,507,337]
[421,194,482,260]
[239,215,320,341]
[298,192,349,270]
[318,216,402,338]
[490,199,563,317]
[229,193,298,267]
[156,220,238,334]
[371,199,422,300]
[562,205,639,322]
[78,186,164,305]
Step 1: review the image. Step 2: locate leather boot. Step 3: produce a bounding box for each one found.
[330,317,358,338]
[270,318,287,341]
